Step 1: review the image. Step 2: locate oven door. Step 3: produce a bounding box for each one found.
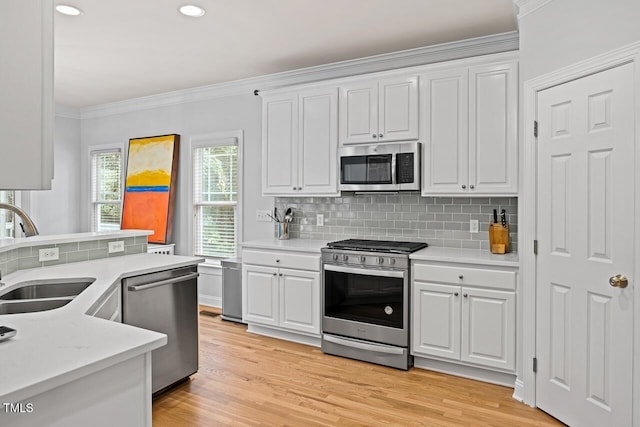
[322,264,408,347]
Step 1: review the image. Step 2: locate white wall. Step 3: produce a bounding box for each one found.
[28,115,82,235]
[79,94,275,256]
[519,0,640,81]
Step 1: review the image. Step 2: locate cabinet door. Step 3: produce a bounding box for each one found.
[298,88,339,195]
[339,81,378,144]
[468,61,518,194]
[378,76,419,142]
[262,93,298,195]
[0,0,54,189]
[279,268,320,335]
[411,282,461,360]
[461,287,515,371]
[242,265,279,326]
[421,69,469,195]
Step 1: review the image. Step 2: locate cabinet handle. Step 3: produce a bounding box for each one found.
[458,275,463,280]
[275,259,280,263]
[372,134,377,138]
[470,185,475,190]
[463,293,468,298]
[272,273,277,276]
[454,292,459,296]
[461,185,467,189]
[279,273,283,276]
[378,133,383,138]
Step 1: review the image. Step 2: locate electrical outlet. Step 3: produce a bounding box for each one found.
[317,214,324,226]
[108,240,125,253]
[256,210,272,222]
[470,219,479,233]
[39,247,59,262]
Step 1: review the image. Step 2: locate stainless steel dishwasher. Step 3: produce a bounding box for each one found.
[221,258,243,323]
[122,265,199,394]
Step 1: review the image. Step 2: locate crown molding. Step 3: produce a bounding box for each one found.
[55,105,81,119]
[79,31,519,119]
[513,0,554,19]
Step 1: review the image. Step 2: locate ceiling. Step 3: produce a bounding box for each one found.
[54,0,517,108]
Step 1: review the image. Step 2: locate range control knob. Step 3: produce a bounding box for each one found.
[360,255,366,262]
[342,254,349,262]
[389,258,396,265]
[377,257,384,264]
[332,254,338,261]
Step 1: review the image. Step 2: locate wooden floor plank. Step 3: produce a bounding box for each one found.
[153,312,562,426]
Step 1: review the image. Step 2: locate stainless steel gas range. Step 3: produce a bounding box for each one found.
[321,239,428,370]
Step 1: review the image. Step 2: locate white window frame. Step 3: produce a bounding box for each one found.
[0,190,21,238]
[189,130,243,260]
[87,143,124,232]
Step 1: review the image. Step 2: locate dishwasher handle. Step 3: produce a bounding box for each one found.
[127,272,199,292]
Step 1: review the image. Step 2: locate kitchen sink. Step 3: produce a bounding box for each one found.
[0,298,73,314]
[0,278,95,300]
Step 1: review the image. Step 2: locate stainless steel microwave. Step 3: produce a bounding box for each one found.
[339,142,421,192]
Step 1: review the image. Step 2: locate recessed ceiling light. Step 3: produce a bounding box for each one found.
[55,4,82,16]
[179,5,206,17]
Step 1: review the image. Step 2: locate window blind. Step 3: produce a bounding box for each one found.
[193,143,238,258]
[90,149,122,231]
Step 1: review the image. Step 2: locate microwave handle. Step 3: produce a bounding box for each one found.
[392,152,397,185]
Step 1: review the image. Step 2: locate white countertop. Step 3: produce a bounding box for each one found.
[241,238,329,253]
[410,247,519,267]
[0,230,153,253]
[0,252,204,402]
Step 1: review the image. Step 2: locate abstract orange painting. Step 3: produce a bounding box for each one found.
[121,134,179,244]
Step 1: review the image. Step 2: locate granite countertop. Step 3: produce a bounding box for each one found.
[410,246,519,267]
[0,252,204,402]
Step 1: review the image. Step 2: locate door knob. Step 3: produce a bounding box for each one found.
[609,274,629,288]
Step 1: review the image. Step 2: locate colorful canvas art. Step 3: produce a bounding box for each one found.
[121,134,180,244]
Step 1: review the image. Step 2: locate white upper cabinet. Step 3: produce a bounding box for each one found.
[422,58,518,196]
[262,87,338,196]
[468,61,518,194]
[0,0,54,190]
[339,76,418,145]
[421,67,469,193]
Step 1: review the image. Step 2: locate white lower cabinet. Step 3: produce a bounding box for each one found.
[412,262,516,372]
[242,249,321,338]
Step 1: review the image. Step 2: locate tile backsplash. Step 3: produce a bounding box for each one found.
[0,236,148,279]
[275,192,517,251]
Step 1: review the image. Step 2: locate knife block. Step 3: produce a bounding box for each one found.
[488,223,510,254]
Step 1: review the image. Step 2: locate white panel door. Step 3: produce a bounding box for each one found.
[279,268,320,334]
[242,265,279,326]
[262,93,298,195]
[536,63,634,427]
[461,287,515,371]
[298,87,339,195]
[411,282,461,360]
[339,81,378,144]
[378,76,419,142]
[421,68,469,194]
[469,61,518,194]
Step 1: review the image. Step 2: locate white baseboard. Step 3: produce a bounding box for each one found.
[198,295,221,308]
[413,357,516,388]
[246,324,321,348]
[512,378,526,403]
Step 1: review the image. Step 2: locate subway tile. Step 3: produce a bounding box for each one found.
[79,240,100,251]
[89,248,109,260]
[43,254,68,267]
[18,247,33,258]
[56,242,79,253]
[135,235,149,245]
[67,251,89,263]
[18,256,42,270]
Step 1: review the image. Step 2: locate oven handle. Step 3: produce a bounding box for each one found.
[324,264,405,278]
[323,334,404,355]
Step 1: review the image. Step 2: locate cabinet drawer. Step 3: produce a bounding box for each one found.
[243,249,320,271]
[413,264,515,291]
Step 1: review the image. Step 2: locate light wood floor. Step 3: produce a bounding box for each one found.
[153,308,563,426]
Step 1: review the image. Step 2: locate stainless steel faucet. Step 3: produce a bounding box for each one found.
[0,203,39,237]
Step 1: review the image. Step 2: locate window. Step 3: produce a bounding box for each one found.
[193,138,239,258]
[0,190,16,238]
[90,149,122,232]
